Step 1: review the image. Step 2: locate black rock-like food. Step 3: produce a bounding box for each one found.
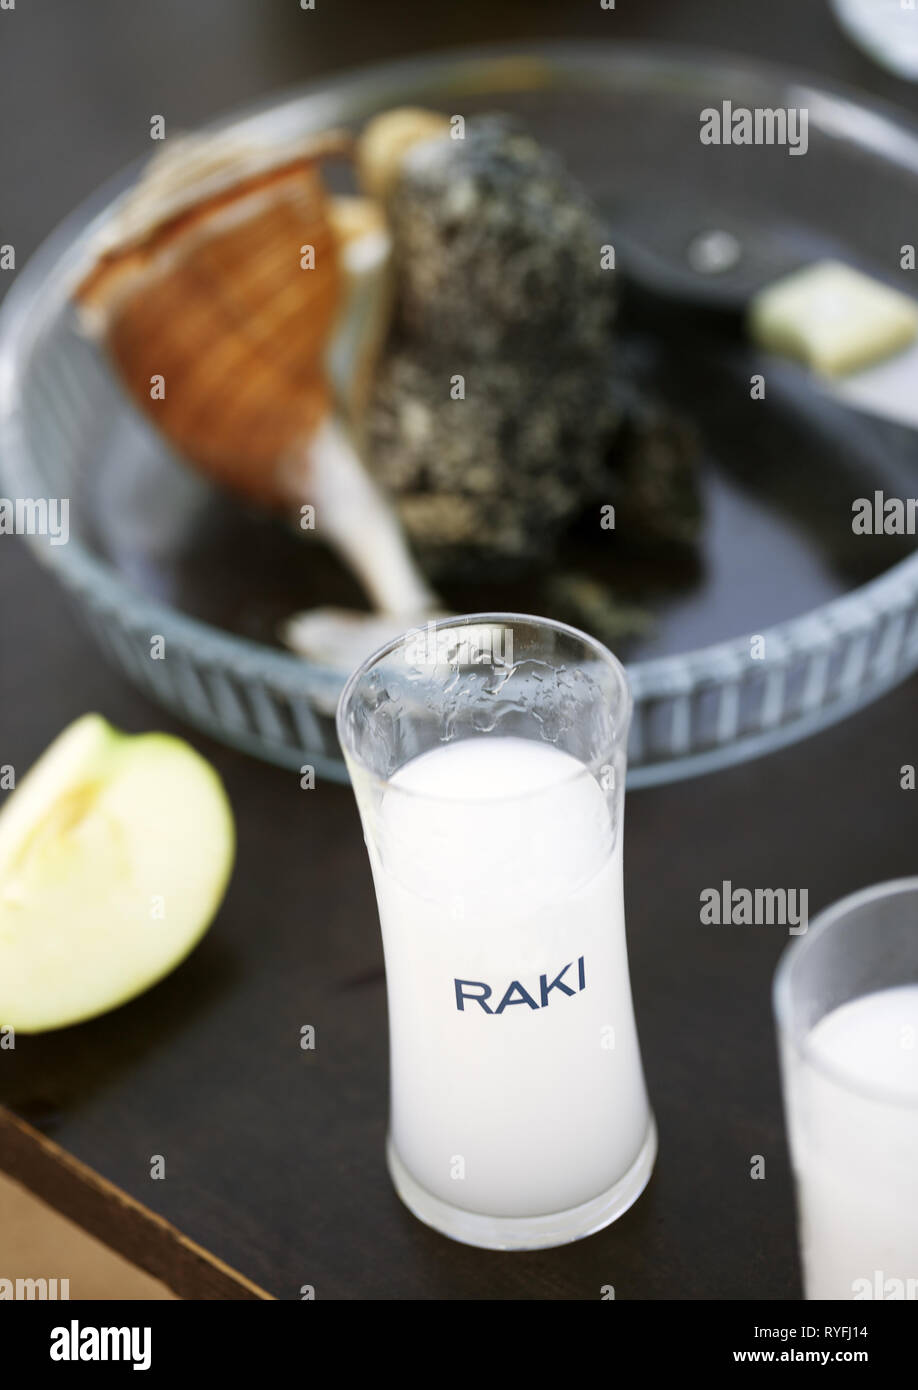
[367,342,616,578]
[599,377,704,556]
[365,113,618,571]
[365,110,702,583]
[382,114,617,359]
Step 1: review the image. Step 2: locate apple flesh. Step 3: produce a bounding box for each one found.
[0,714,234,1032]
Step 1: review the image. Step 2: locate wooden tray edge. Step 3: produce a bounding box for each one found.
[0,1106,273,1301]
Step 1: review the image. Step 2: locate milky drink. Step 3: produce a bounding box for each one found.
[785,984,918,1299]
[367,735,652,1219]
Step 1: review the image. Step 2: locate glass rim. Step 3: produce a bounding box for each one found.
[335,611,633,804]
[773,876,918,1111]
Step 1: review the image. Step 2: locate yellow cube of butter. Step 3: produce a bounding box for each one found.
[748,260,918,377]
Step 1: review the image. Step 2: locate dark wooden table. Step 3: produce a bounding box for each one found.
[1,0,917,1300]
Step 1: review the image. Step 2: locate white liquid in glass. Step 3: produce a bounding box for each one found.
[369,736,651,1219]
[788,985,918,1299]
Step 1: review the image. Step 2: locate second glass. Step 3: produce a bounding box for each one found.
[336,613,656,1250]
[774,879,918,1299]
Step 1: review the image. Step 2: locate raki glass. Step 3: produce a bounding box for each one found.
[774,879,918,1299]
[336,613,656,1250]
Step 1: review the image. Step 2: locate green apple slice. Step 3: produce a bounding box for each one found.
[0,714,234,1033]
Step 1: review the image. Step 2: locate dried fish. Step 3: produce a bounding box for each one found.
[74,128,438,621]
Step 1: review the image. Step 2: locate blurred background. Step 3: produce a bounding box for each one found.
[1,0,917,272]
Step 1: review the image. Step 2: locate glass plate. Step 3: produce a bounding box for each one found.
[2,42,918,785]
